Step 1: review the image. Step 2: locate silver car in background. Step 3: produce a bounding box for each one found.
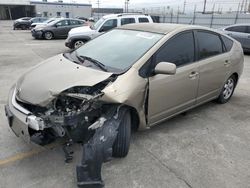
[221,24,250,53]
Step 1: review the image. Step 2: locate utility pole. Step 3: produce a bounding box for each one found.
[241,0,244,13]
[245,0,248,13]
[97,0,100,19]
[124,0,129,13]
[203,0,207,14]
[183,0,186,14]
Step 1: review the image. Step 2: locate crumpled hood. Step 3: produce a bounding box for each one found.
[69,26,95,36]
[16,54,112,106]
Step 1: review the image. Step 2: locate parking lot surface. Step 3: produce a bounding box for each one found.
[0,20,250,188]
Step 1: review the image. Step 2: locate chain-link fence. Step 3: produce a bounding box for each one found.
[151,12,250,28]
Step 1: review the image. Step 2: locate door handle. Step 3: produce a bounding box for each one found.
[189,71,199,79]
[224,60,231,66]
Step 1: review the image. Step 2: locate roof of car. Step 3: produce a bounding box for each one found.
[103,13,150,19]
[118,23,212,34]
[223,23,250,28]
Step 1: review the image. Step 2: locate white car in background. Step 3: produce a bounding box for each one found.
[65,13,154,49]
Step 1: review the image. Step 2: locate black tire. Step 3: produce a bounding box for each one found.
[43,31,53,40]
[21,24,27,30]
[216,75,236,104]
[112,108,131,158]
[73,40,85,49]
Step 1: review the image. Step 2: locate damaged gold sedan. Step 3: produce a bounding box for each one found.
[5,23,244,187]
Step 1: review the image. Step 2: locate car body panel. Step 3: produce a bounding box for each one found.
[148,63,199,125]
[16,54,112,106]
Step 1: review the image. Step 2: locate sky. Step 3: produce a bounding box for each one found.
[43,0,249,12]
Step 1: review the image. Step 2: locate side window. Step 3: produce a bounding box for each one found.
[56,20,69,27]
[121,18,136,25]
[155,32,195,67]
[99,19,117,32]
[225,26,247,33]
[70,20,79,25]
[221,35,233,52]
[139,17,149,23]
[197,31,223,60]
[78,21,85,25]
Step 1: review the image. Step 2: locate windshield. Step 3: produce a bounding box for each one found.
[44,19,55,23]
[74,29,163,72]
[91,18,105,30]
[48,19,61,26]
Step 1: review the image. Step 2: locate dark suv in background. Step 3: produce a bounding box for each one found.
[13,17,48,30]
[31,18,86,40]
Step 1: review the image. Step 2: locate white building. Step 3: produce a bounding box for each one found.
[30,1,91,19]
[0,0,92,20]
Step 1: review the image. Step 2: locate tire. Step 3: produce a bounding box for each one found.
[73,40,85,49]
[216,75,236,104]
[21,25,27,30]
[44,31,53,40]
[112,108,131,158]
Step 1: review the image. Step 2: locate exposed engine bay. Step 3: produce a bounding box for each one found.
[15,75,122,187]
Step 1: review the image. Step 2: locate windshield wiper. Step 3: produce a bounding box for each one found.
[76,54,108,72]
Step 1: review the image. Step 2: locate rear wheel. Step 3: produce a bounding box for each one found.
[112,108,131,158]
[73,40,85,49]
[21,24,27,30]
[44,31,53,40]
[216,75,236,104]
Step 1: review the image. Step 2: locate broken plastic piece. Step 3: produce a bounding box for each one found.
[76,108,122,188]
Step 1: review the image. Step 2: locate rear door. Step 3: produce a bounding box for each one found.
[195,30,231,104]
[54,20,70,37]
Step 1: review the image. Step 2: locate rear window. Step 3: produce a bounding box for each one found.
[225,26,247,33]
[139,17,149,23]
[121,18,135,25]
[221,35,233,52]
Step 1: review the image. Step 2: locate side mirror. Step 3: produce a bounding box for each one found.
[154,62,176,75]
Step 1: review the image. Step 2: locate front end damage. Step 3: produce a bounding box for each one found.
[7,75,132,187]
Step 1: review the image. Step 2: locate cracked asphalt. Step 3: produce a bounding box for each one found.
[0,20,250,188]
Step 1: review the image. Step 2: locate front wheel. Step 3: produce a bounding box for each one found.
[112,108,131,158]
[44,31,53,40]
[73,40,85,49]
[216,75,236,104]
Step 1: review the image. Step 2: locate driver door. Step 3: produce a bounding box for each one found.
[148,31,199,125]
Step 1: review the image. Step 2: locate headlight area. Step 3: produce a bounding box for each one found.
[26,89,105,146]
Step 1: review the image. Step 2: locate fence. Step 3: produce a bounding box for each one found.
[152,12,250,28]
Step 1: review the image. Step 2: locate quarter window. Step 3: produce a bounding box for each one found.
[155,32,195,67]
[221,35,233,52]
[197,31,223,60]
[225,26,247,33]
[70,20,79,25]
[139,17,149,23]
[121,18,136,25]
